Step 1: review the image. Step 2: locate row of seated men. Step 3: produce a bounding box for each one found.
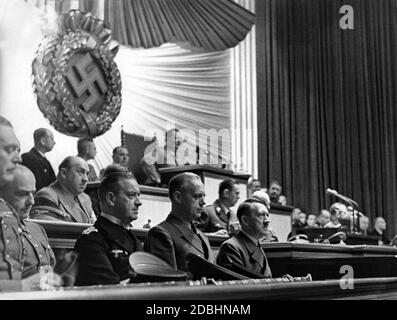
[19,127,131,191]
[20,127,211,193]
[289,204,394,245]
[0,116,276,291]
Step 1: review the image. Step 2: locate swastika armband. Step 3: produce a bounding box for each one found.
[32,10,122,138]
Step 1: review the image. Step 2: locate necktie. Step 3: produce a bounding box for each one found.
[258,243,272,277]
[191,223,209,259]
[74,196,90,222]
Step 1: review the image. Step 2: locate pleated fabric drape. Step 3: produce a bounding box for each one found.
[2,0,232,174]
[104,0,255,51]
[230,0,257,176]
[257,0,397,237]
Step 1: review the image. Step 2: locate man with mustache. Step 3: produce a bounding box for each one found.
[0,116,61,291]
[216,199,272,278]
[30,156,95,223]
[74,168,142,285]
[145,172,214,271]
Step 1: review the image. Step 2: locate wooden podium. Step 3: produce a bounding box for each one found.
[159,165,251,205]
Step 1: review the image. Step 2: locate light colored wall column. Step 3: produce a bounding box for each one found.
[231,0,257,179]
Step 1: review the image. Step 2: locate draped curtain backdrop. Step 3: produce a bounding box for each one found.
[1,0,237,173]
[257,0,397,236]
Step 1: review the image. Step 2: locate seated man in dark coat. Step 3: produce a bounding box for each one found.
[368,217,390,245]
[30,156,96,223]
[217,199,272,278]
[77,137,98,181]
[74,169,143,286]
[145,172,214,271]
[21,128,56,191]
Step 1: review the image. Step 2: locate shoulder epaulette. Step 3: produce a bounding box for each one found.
[0,199,14,218]
[82,226,98,235]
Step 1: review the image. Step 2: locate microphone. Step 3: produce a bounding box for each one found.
[326,188,338,196]
[326,188,359,210]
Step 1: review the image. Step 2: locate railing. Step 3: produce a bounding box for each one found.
[2,277,397,300]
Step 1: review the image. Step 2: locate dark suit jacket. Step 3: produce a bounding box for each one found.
[145,214,215,271]
[30,181,95,223]
[74,215,142,286]
[21,148,56,191]
[87,163,98,182]
[368,229,390,245]
[217,231,272,278]
[196,199,229,233]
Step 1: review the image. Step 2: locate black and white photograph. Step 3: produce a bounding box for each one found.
[1,0,397,304]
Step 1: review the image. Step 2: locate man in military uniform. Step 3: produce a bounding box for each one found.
[30,156,96,223]
[0,116,60,291]
[21,128,56,191]
[145,173,214,271]
[217,199,272,278]
[196,179,241,236]
[0,165,56,278]
[74,169,142,286]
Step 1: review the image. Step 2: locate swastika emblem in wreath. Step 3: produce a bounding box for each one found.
[32,10,122,138]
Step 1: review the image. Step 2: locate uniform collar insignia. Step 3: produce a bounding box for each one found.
[111,249,124,258]
[82,226,98,235]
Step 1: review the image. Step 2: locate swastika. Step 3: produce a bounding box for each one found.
[65,53,107,112]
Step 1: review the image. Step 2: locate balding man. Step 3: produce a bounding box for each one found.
[0,116,61,291]
[30,156,95,223]
[0,165,56,278]
[112,146,130,169]
[145,172,214,271]
[0,117,21,188]
[77,138,98,181]
[21,128,56,191]
[251,190,271,210]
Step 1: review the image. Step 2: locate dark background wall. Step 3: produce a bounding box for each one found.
[256,0,397,237]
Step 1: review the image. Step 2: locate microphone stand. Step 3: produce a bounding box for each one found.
[328,190,361,235]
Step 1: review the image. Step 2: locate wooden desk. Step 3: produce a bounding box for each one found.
[262,242,397,280]
[2,277,397,300]
[28,219,226,251]
[30,219,397,281]
[269,204,293,242]
[159,165,251,209]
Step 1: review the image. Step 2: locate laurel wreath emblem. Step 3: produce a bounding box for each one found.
[32,10,122,138]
